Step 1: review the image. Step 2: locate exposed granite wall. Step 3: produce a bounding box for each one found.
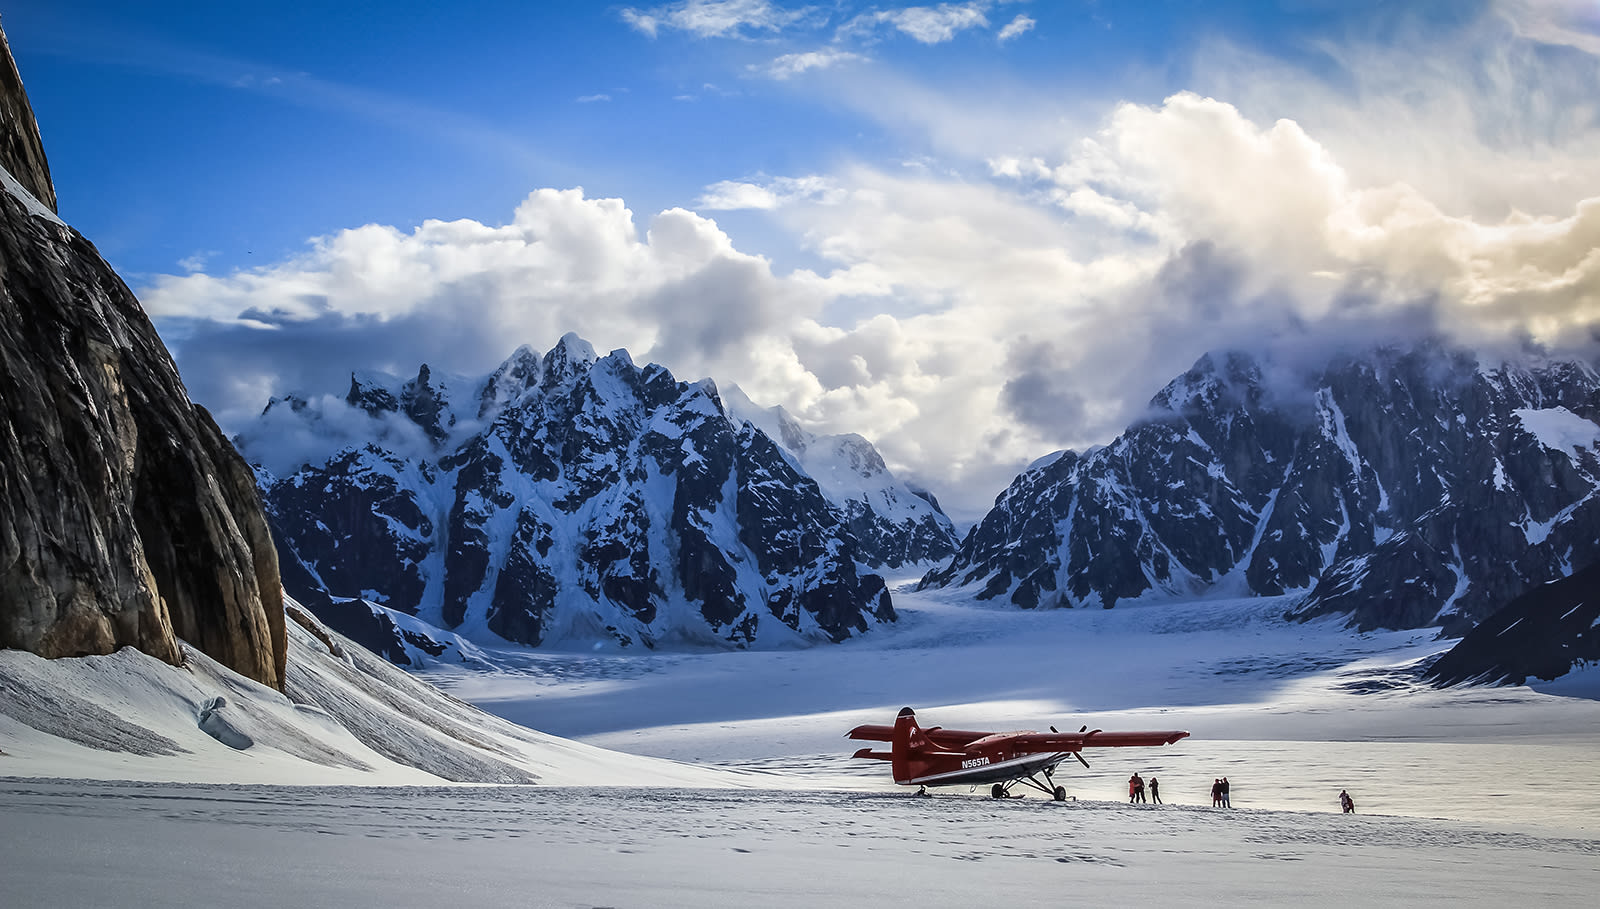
[0,24,286,689]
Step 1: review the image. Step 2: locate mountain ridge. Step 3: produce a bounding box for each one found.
[242,335,897,653]
[922,343,1600,635]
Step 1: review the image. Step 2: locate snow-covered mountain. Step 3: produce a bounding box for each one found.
[922,345,1600,633]
[240,336,895,653]
[721,385,959,570]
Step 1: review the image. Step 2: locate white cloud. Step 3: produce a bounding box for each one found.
[754,48,866,80]
[152,4,1600,521]
[1496,0,1600,55]
[177,251,216,274]
[575,94,612,103]
[842,3,991,45]
[997,14,1035,43]
[696,175,842,210]
[621,0,811,39]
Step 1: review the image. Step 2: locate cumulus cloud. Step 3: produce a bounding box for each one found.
[841,3,991,45]
[754,48,867,80]
[151,4,1600,521]
[621,0,811,39]
[144,189,822,436]
[997,14,1035,43]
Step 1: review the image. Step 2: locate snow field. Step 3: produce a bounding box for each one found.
[1,779,1595,907]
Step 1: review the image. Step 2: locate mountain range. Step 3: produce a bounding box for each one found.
[239,337,925,653]
[924,346,1600,640]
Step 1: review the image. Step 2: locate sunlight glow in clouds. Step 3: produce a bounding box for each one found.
[130,1,1600,520]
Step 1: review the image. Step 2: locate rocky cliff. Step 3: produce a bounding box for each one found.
[923,345,1600,634]
[1425,560,1600,687]
[0,26,286,689]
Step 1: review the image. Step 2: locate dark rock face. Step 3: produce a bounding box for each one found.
[0,29,285,688]
[923,345,1600,633]
[0,28,55,214]
[244,336,892,651]
[721,385,960,569]
[1426,560,1600,686]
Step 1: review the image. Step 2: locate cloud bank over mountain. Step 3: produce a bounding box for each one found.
[138,1,1600,520]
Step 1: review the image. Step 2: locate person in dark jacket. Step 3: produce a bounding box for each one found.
[1211,779,1222,807]
[1149,777,1162,804]
[1340,789,1355,813]
[1221,776,1231,808]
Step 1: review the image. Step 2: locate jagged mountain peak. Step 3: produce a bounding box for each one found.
[242,338,898,653]
[923,341,1600,631]
[722,384,959,569]
[541,331,599,392]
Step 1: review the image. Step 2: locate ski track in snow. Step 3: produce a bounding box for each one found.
[0,778,1595,906]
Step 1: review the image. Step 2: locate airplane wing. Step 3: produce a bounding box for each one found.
[846,723,993,748]
[1008,729,1190,751]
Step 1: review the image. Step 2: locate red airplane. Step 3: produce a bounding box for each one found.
[848,707,1190,800]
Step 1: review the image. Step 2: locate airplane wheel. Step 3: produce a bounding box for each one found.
[1053,786,1067,802]
[991,784,1005,799]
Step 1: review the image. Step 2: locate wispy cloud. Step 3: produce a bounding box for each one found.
[697,175,842,208]
[841,2,991,45]
[997,14,1035,43]
[621,0,814,39]
[1495,0,1600,55]
[575,93,612,103]
[753,48,866,80]
[177,251,217,274]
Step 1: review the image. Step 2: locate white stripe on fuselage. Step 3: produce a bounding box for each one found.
[908,752,1071,786]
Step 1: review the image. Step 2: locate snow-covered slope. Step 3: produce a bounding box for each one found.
[721,385,959,569]
[0,595,767,788]
[922,345,1600,633]
[1426,558,1600,686]
[239,336,894,655]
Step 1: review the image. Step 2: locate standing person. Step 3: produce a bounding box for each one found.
[1129,774,1139,803]
[1340,790,1355,813]
[1149,777,1162,804]
[1221,777,1231,808]
[1211,779,1221,807]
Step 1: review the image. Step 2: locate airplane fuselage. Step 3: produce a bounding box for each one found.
[848,708,1189,798]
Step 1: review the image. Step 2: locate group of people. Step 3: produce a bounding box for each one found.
[1210,777,1231,807]
[1120,774,1355,813]
[1126,773,1161,804]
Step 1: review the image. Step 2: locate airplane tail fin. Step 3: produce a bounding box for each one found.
[890,707,922,784]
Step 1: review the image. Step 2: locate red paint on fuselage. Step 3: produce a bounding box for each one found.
[847,707,1189,789]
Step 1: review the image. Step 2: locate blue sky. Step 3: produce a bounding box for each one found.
[7,1,1600,518]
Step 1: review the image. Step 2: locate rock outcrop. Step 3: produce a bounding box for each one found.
[923,345,1600,634]
[0,26,286,689]
[0,26,55,214]
[1425,560,1600,687]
